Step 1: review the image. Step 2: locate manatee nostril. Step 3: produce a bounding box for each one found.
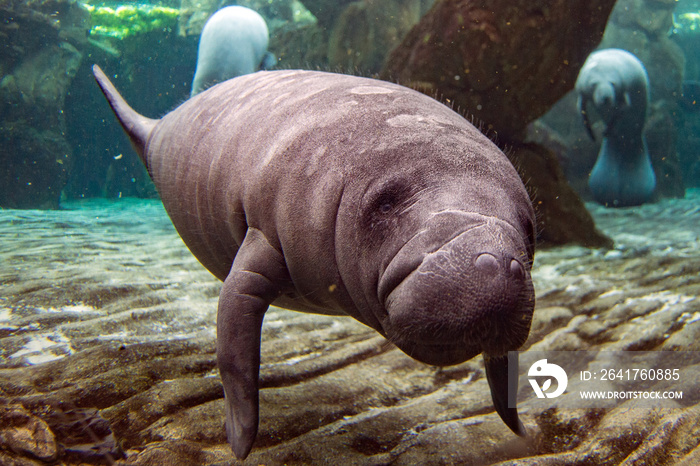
[510,259,525,280]
[475,253,499,274]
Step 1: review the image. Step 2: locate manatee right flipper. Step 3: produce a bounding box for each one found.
[216,228,290,459]
[577,94,596,141]
[484,353,526,437]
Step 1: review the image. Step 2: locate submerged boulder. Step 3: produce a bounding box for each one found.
[509,143,612,248]
[381,0,616,141]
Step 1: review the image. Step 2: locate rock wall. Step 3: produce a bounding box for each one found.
[0,0,196,206]
[178,0,220,37]
[271,0,433,74]
[0,0,88,209]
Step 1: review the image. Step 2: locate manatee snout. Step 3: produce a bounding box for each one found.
[593,82,616,122]
[382,216,534,366]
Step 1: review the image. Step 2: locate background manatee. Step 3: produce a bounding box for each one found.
[191,6,275,96]
[576,48,656,207]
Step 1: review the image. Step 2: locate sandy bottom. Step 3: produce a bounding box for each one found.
[1,191,699,464]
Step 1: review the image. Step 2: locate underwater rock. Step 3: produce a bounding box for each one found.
[0,0,88,209]
[507,143,612,248]
[327,0,431,74]
[381,0,616,141]
[46,407,123,462]
[0,0,90,57]
[270,22,328,69]
[0,402,57,462]
[178,0,219,37]
[611,0,675,38]
[0,120,73,209]
[299,0,358,32]
[0,40,82,209]
[645,103,687,198]
[84,3,180,40]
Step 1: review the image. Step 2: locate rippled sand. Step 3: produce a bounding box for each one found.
[1,191,699,465]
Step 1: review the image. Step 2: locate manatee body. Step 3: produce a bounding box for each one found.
[191,6,275,96]
[576,48,656,207]
[93,66,536,459]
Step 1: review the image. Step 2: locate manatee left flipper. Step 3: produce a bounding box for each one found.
[216,228,289,459]
[484,353,526,437]
[578,94,596,141]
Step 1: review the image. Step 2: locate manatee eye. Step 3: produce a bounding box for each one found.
[362,179,413,230]
[377,193,397,215]
[371,181,412,217]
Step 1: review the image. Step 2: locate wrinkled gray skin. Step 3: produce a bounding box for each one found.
[191,6,275,97]
[93,66,536,460]
[575,48,656,207]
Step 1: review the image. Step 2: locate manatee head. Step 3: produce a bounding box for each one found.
[336,146,536,367]
[380,211,535,366]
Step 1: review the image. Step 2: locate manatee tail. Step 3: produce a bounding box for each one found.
[92,65,157,167]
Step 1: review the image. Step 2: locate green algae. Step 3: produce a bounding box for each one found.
[673,12,700,35]
[82,3,180,40]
